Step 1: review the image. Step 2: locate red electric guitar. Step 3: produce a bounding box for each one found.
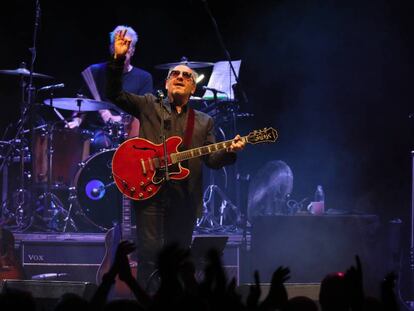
[112,127,278,201]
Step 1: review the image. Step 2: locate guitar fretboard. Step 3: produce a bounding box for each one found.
[122,195,132,240]
[171,136,248,164]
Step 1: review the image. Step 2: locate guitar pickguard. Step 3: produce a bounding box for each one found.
[153,163,182,184]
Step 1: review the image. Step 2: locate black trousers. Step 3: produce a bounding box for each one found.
[134,184,197,289]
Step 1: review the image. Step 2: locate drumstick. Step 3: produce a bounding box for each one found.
[53,108,70,127]
[81,66,101,101]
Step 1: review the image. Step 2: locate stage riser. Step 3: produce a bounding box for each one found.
[248,215,396,296]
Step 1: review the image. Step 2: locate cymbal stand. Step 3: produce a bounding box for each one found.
[196,184,222,232]
[39,95,76,232]
[13,127,32,230]
[0,69,35,231]
[211,184,241,227]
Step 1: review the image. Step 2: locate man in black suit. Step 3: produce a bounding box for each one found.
[107,29,245,289]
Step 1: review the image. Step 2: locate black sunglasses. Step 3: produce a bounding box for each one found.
[168,70,194,81]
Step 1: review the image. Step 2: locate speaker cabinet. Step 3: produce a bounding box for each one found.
[21,240,104,283]
[249,215,385,293]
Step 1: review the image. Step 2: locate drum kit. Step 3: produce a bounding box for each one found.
[0,64,128,232]
[0,58,251,233]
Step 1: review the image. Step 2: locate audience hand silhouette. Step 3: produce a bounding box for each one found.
[247,270,261,310]
[381,271,398,311]
[115,240,136,283]
[260,266,290,311]
[344,255,364,311]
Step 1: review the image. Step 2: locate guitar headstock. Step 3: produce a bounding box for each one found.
[247,127,278,144]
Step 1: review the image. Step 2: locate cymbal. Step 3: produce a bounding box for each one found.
[155,56,213,70]
[43,98,117,112]
[0,67,53,79]
[189,96,205,101]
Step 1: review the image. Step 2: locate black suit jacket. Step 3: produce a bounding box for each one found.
[106,57,236,215]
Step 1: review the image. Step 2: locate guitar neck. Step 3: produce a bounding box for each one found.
[171,136,248,164]
[121,195,132,240]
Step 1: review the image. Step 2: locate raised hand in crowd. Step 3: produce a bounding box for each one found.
[381,271,399,311]
[116,242,151,307]
[199,248,245,311]
[246,270,261,310]
[259,266,290,311]
[149,243,188,308]
[90,240,148,310]
[344,255,364,311]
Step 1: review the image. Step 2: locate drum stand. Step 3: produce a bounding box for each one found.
[62,187,79,233]
[63,186,106,233]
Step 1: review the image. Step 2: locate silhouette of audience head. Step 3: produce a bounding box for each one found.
[288,296,319,311]
[319,272,349,311]
[54,293,89,311]
[0,287,36,311]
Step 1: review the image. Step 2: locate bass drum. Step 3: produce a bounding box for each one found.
[73,149,122,231]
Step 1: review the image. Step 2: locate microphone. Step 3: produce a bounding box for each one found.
[38,83,65,92]
[202,86,227,95]
[31,273,69,280]
[156,89,165,101]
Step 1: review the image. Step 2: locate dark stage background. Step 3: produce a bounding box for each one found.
[1,0,414,278]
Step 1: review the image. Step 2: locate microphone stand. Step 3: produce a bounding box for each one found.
[0,1,41,231]
[201,0,248,105]
[157,91,169,182]
[28,0,41,160]
[202,0,249,235]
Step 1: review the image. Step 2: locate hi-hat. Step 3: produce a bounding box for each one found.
[0,66,53,79]
[155,56,213,69]
[43,98,118,112]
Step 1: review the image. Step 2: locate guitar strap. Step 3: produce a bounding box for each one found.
[183,108,195,149]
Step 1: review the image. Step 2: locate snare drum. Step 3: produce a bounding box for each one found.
[73,149,121,230]
[32,127,92,188]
